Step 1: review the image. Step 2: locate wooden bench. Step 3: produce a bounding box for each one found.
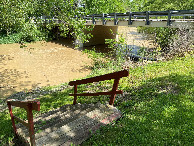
[69,69,129,105]
[7,100,40,146]
[7,70,128,146]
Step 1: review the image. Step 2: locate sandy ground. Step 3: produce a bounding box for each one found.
[0,39,92,99]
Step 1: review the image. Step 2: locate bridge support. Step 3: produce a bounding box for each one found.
[78,25,118,47]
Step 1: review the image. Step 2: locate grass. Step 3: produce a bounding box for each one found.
[0,51,193,145]
[81,56,194,145]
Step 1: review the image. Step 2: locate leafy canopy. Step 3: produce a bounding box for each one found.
[0,0,193,44]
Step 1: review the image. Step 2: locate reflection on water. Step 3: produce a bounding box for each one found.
[83,27,157,61]
[0,39,92,98]
[84,44,111,54]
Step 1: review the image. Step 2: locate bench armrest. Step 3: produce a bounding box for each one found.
[7,100,40,111]
[69,69,129,86]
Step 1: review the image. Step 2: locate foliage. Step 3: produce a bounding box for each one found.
[0,0,131,44]
[138,27,177,52]
[82,47,122,75]
[0,33,23,44]
[0,0,93,44]
[105,29,128,63]
[167,28,194,59]
[129,0,194,60]
[129,0,194,11]
[138,27,194,59]
[83,0,131,14]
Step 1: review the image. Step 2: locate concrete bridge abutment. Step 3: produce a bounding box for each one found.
[75,25,118,48]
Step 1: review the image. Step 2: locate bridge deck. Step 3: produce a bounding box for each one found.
[15,103,121,146]
[42,10,194,29]
[85,19,194,28]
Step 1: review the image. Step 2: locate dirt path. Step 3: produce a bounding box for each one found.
[0,39,92,99]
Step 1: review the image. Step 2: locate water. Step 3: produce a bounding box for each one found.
[0,39,92,99]
[0,27,156,98]
[84,27,157,60]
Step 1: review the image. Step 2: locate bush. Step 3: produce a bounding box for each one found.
[138,27,193,60]
[167,28,194,59]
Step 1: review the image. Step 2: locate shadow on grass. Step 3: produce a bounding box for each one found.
[0,86,74,145]
[1,84,120,145]
[82,73,194,145]
[2,73,193,145]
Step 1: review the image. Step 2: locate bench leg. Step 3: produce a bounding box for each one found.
[109,78,120,105]
[27,103,36,146]
[7,103,18,136]
[73,85,77,105]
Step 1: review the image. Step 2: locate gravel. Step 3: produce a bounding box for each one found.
[0,84,71,113]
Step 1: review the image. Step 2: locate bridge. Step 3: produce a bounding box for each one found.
[43,10,194,47]
[83,10,194,28]
[75,10,194,47]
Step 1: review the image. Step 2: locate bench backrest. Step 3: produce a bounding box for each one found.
[69,70,129,105]
[7,100,40,146]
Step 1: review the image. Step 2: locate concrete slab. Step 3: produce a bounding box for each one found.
[15,103,121,146]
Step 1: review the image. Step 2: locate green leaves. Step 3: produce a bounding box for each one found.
[0,0,92,43]
[130,0,194,11]
[83,0,130,14]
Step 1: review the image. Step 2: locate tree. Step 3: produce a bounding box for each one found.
[0,0,91,43]
[83,0,130,14]
[129,0,194,11]
[130,0,194,58]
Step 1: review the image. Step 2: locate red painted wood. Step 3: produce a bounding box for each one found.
[7,102,17,135]
[7,100,40,145]
[69,70,129,86]
[73,85,77,105]
[69,90,123,96]
[69,70,129,106]
[7,100,40,111]
[109,78,120,105]
[13,116,29,128]
[27,103,36,146]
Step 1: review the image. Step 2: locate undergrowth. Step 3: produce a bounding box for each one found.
[0,31,48,44]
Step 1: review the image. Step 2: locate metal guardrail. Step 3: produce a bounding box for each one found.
[38,10,194,26]
[82,10,194,26]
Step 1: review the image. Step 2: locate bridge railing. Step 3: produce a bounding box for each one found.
[83,10,194,26]
[35,10,194,27]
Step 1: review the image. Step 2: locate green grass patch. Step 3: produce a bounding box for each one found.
[0,53,193,145]
[81,56,194,145]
